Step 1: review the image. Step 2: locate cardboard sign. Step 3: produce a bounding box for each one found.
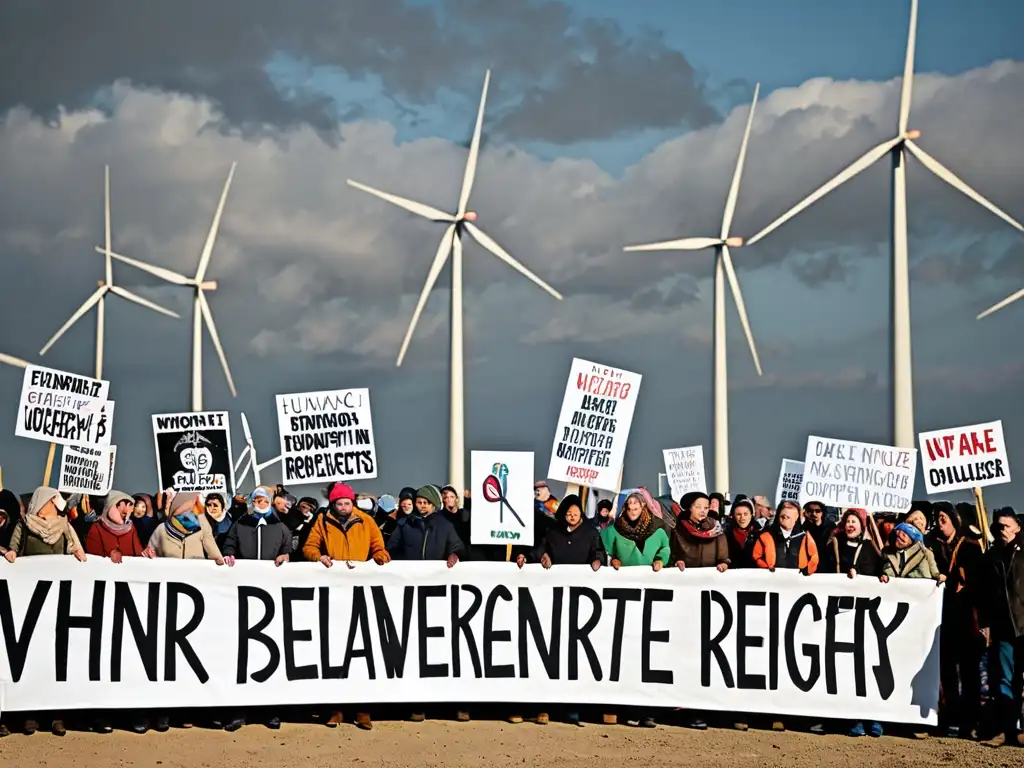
[662,446,706,500]
[918,420,1011,494]
[799,436,917,513]
[59,445,117,496]
[775,459,804,504]
[276,388,377,484]
[152,411,234,495]
[547,358,641,493]
[15,364,114,449]
[469,450,535,546]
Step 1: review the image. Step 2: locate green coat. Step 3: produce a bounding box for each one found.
[601,525,671,566]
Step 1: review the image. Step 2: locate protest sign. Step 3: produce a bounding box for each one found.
[547,358,641,492]
[918,420,1011,495]
[58,445,117,496]
[152,411,234,495]
[775,459,804,504]
[15,364,114,449]
[276,388,376,484]
[0,559,940,726]
[662,446,706,500]
[799,436,917,513]
[469,451,535,546]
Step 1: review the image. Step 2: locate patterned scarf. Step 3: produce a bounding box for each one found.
[614,496,655,544]
[165,511,202,541]
[681,517,724,540]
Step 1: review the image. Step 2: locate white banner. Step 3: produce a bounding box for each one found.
[0,560,940,725]
[547,358,641,492]
[15,364,114,449]
[775,459,804,504]
[918,420,1011,495]
[799,436,917,513]
[662,446,706,500]
[276,388,377,484]
[59,445,117,496]
[470,451,535,546]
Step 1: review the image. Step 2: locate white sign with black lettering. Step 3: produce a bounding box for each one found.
[918,420,1011,494]
[58,445,117,496]
[662,446,706,500]
[15,364,114,449]
[276,388,377,484]
[799,436,917,513]
[775,459,804,504]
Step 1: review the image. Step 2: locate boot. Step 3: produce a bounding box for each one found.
[326,711,343,728]
[507,715,523,724]
[410,712,425,722]
[355,713,372,730]
[51,719,66,737]
[456,710,471,722]
[533,713,549,725]
[602,713,617,725]
[981,733,1006,748]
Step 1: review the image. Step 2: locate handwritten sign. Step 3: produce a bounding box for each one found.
[152,412,234,495]
[662,446,706,500]
[799,436,917,513]
[276,388,377,484]
[15,364,114,449]
[918,420,1011,494]
[547,358,641,493]
[59,445,117,496]
[775,459,804,504]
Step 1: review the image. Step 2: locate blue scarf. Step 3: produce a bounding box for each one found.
[166,510,202,540]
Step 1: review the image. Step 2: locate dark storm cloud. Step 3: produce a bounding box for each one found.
[0,0,715,143]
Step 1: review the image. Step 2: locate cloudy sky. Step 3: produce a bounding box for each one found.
[1,0,1022,506]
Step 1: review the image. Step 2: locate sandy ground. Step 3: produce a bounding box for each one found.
[3,719,1024,768]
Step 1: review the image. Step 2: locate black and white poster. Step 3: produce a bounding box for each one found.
[15,364,114,449]
[58,445,117,496]
[152,411,234,495]
[275,388,377,484]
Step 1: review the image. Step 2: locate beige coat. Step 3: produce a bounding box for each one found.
[148,515,223,560]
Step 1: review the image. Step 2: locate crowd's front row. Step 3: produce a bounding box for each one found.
[0,481,1020,748]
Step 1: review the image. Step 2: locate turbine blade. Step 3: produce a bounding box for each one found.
[197,290,237,397]
[109,285,180,318]
[39,286,107,355]
[347,179,455,221]
[624,237,722,252]
[256,455,281,472]
[0,352,29,368]
[721,245,763,376]
[397,224,457,366]
[899,0,919,135]
[196,162,236,282]
[722,82,760,238]
[104,165,112,286]
[905,141,1024,234]
[236,458,252,487]
[241,412,254,446]
[747,136,901,246]
[233,445,251,475]
[464,221,563,300]
[458,69,491,217]
[97,246,192,285]
[977,288,1024,320]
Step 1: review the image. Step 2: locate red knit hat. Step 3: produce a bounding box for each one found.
[329,483,355,503]
[843,508,868,530]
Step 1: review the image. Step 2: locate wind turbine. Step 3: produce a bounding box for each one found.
[623,84,763,495]
[745,0,1024,449]
[346,70,563,493]
[977,287,1024,320]
[40,166,179,379]
[234,412,280,489]
[97,163,238,411]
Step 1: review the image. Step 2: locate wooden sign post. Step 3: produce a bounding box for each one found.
[42,442,56,487]
[974,487,990,552]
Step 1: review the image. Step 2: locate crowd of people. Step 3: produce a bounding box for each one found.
[0,478,1020,748]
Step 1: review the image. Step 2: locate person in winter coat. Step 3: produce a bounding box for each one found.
[131,494,159,547]
[821,509,883,578]
[926,501,984,738]
[672,491,729,572]
[602,491,671,571]
[0,488,20,550]
[70,494,100,544]
[753,501,818,575]
[441,485,472,546]
[84,491,144,561]
[520,494,605,572]
[203,492,234,549]
[386,485,464,566]
[802,500,835,553]
[144,493,225,562]
[1,487,84,736]
[881,523,944,582]
[303,484,389,571]
[286,496,321,560]
[534,481,559,516]
[725,499,758,569]
[978,510,1024,748]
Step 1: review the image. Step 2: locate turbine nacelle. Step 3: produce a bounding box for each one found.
[725,236,744,248]
[462,211,478,222]
[200,281,218,291]
[905,129,921,140]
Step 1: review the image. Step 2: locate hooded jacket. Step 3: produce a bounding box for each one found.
[302,508,388,563]
[386,510,465,561]
[147,494,222,560]
[530,495,606,565]
[8,487,83,556]
[752,520,819,574]
[84,491,143,558]
[882,540,942,579]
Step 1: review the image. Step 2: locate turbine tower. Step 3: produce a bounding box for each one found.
[623,84,763,495]
[746,0,1024,449]
[40,166,179,379]
[346,70,563,493]
[101,163,238,411]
